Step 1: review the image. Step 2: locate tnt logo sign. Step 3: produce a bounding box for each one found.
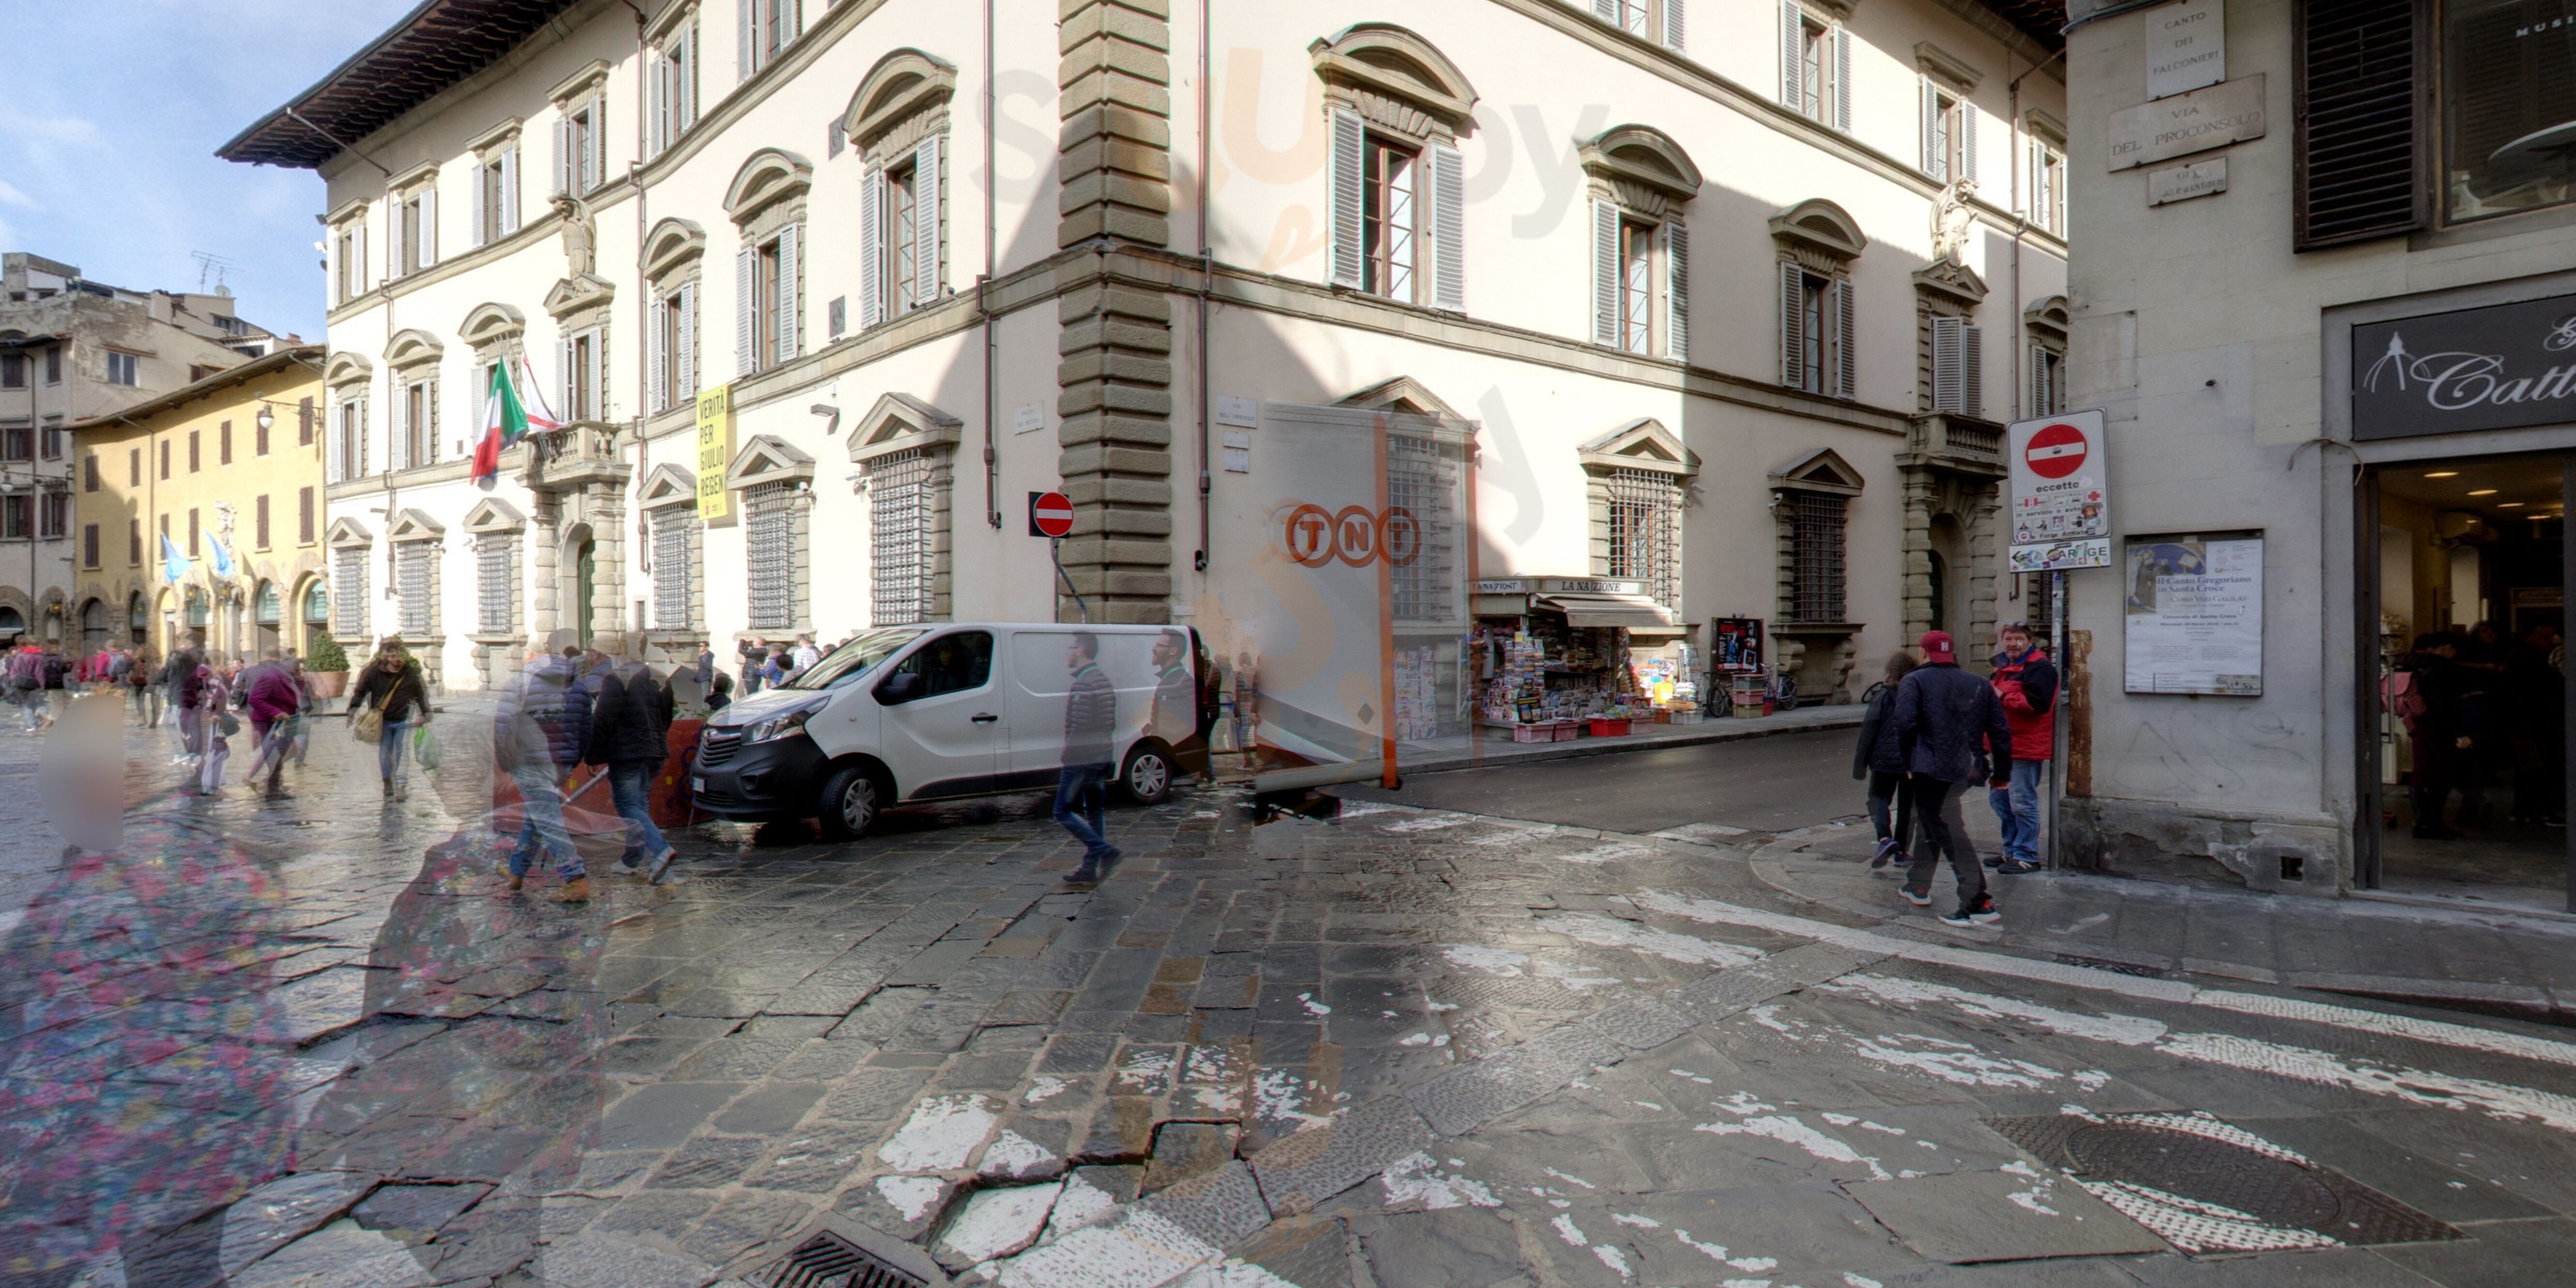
[1282,503,1421,568]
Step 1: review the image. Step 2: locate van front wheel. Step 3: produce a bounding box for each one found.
[1121,743,1175,805]
[817,764,881,840]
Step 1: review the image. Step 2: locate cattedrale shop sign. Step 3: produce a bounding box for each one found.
[2353,293,2576,440]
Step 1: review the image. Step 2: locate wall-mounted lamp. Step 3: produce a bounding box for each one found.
[811,403,840,435]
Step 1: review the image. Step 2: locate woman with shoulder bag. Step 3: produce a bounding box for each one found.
[347,638,431,801]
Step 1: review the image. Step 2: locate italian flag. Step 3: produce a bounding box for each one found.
[470,356,563,481]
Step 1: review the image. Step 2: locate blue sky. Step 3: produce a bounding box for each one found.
[0,0,419,340]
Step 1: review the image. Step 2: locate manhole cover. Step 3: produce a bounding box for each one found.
[756,1230,930,1288]
[1987,1111,2460,1253]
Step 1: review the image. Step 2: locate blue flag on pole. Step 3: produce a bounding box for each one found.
[160,533,190,584]
[210,537,236,580]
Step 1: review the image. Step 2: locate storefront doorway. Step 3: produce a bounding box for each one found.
[2358,452,2572,913]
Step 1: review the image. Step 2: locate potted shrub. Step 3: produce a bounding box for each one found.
[305,631,350,700]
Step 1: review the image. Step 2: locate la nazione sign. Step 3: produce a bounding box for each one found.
[2108,75,2265,171]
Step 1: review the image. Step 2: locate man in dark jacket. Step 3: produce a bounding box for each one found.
[1986,622,2058,875]
[1890,631,2015,927]
[588,652,679,884]
[1057,631,1121,885]
[496,635,592,900]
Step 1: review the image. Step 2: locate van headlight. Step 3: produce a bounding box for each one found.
[744,704,820,744]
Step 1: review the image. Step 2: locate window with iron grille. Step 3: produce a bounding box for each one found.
[1605,466,1682,608]
[1788,491,1847,622]
[868,449,930,626]
[1387,433,1464,624]
[477,535,517,635]
[652,509,693,629]
[334,550,368,639]
[396,542,434,636]
[745,481,795,631]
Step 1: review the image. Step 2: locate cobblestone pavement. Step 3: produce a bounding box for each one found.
[4,704,2576,1287]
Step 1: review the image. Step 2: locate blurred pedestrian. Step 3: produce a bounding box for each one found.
[1852,649,1919,871]
[238,648,302,798]
[6,640,42,733]
[126,643,157,726]
[791,634,821,676]
[588,649,678,884]
[195,656,233,795]
[348,638,431,801]
[1055,631,1121,886]
[739,636,767,696]
[1889,630,2013,928]
[496,635,590,900]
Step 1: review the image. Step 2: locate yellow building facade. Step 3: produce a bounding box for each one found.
[67,346,329,660]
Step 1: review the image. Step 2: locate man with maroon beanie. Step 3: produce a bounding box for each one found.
[1889,630,2014,927]
[1986,621,2057,875]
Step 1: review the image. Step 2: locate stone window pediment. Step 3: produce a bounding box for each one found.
[325,196,369,228]
[1579,125,1703,213]
[640,461,699,509]
[1769,198,1867,267]
[2024,294,2069,348]
[1337,374,1468,426]
[642,217,708,283]
[843,49,958,154]
[1913,258,1989,310]
[326,516,373,548]
[724,148,814,226]
[324,351,373,389]
[1769,447,1865,496]
[1310,23,1478,139]
[1914,41,1982,92]
[543,272,617,322]
[548,59,612,108]
[1579,417,1698,479]
[387,508,445,542]
[646,0,697,44]
[467,118,523,157]
[383,328,444,370]
[849,393,962,465]
[725,433,814,489]
[462,497,526,534]
[459,302,527,350]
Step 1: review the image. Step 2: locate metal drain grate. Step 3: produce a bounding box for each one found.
[756,1231,929,1288]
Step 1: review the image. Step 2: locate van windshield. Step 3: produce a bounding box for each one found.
[781,627,926,690]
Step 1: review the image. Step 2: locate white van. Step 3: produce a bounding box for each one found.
[688,623,1215,838]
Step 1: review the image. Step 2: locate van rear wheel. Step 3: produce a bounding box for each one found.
[817,764,881,840]
[1121,743,1175,805]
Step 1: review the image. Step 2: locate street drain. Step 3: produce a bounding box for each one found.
[1986,1111,2459,1253]
[755,1230,930,1288]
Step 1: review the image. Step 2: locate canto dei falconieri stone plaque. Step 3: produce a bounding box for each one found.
[2352,292,2576,440]
[2108,75,2265,171]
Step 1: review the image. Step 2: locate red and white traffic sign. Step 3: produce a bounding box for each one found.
[1029,490,1075,538]
[2024,421,2089,479]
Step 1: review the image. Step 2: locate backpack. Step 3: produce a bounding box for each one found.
[2382,669,2427,732]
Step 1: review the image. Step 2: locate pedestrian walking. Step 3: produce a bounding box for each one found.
[163,636,205,757]
[38,645,70,730]
[738,636,767,696]
[6,641,42,733]
[286,652,317,767]
[348,638,431,802]
[195,659,234,795]
[790,634,821,677]
[123,644,155,725]
[1148,628,1210,784]
[1889,630,2014,928]
[1985,621,2057,875]
[1055,631,1122,885]
[587,650,679,883]
[495,636,591,900]
[1851,649,1919,871]
[238,648,303,798]
[761,642,791,689]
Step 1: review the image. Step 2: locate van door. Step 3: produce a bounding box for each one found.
[875,629,1001,799]
[1003,628,1161,789]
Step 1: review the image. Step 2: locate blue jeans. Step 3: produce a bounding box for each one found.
[1986,758,2043,866]
[508,762,583,880]
[1054,762,1113,864]
[608,763,669,863]
[378,719,413,787]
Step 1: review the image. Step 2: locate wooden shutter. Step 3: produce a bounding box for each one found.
[650,52,667,155]
[585,330,604,421]
[2028,344,2050,416]
[1328,109,1366,289]
[357,398,370,475]
[1779,0,1803,108]
[554,116,571,195]
[1662,221,1687,361]
[418,188,436,265]
[1663,0,1684,50]
[1429,142,1465,311]
[1932,316,1964,412]
[390,386,409,471]
[300,487,315,545]
[778,223,802,364]
[1831,275,1856,399]
[1961,102,1979,183]
[589,101,606,194]
[861,164,885,327]
[1833,28,1852,131]
[2294,0,2424,249]
[1779,261,1805,387]
[1592,0,1617,18]
[736,248,757,374]
[1960,323,1984,418]
[913,136,941,306]
[739,0,757,79]
[469,162,486,248]
[647,295,667,414]
[676,282,696,399]
[427,379,440,462]
[499,146,520,233]
[1921,80,1944,180]
[559,336,574,419]
[685,21,700,124]
[1590,201,1620,347]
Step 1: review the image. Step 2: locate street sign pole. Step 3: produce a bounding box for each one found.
[1052,536,1089,623]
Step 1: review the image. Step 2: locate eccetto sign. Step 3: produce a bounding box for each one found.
[2351,291,2576,440]
[1281,503,1421,568]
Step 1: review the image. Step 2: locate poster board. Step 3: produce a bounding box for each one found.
[1711,618,1765,673]
[2124,531,2263,696]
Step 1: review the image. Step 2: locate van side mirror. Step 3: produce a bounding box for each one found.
[877,671,924,704]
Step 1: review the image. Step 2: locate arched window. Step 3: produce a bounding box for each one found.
[1580,125,1702,359]
[1312,24,1477,310]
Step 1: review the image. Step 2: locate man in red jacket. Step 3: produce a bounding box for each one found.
[1986,621,2057,875]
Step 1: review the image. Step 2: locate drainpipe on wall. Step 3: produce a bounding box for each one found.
[1193,0,1212,578]
[981,0,1000,529]
[624,0,653,645]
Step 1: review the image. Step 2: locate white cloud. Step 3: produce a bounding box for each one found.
[0,180,35,208]
[0,108,101,146]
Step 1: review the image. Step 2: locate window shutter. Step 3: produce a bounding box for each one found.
[1429,142,1465,311]
[1327,109,1366,289]
[469,166,486,248]
[686,21,700,123]
[554,116,571,196]
[1663,0,1684,50]
[650,54,667,155]
[589,102,606,193]
[587,328,605,420]
[778,222,802,363]
[559,336,574,418]
[861,164,886,327]
[1592,0,1616,18]
[1832,275,1857,399]
[913,135,941,305]
[357,398,370,475]
[1661,220,1687,361]
[2294,0,2422,249]
[353,222,366,293]
[785,0,802,41]
[418,188,436,265]
[1921,80,1944,180]
[647,295,667,414]
[1589,200,1619,347]
[427,380,440,462]
[739,0,756,80]
[677,283,696,399]
[498,147,520,234]
[1932,316,1961,411]
[1833,28,1853,132]
[736,248,757,375]
[391,387,409,471]
[1779,261,1805,387]
[1961,102,1979,183]
[1779,0,1803,108]
[1960,323,1984,418]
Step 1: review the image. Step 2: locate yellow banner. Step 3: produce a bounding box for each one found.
[695,385,735,527]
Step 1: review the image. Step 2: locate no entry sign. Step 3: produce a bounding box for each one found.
[2006,410,2110,572]
[1028,490,1075,538]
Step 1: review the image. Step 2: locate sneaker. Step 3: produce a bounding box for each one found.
[1061,866,1102,888]
[548,878,592,903]
[647,848,678,885]
[1869,838,1899,869]
[1940,896,2001,928]
[1899,886,1932,907]
[1994,860,2041,875]
[617,853,644,873]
